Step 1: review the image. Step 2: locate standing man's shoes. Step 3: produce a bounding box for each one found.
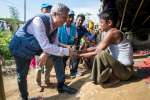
[57,84,77,94]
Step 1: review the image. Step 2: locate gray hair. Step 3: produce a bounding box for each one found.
[51,3,70,15]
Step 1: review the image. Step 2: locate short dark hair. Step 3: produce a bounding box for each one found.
[98,8,118,26]
[77,14,85,21]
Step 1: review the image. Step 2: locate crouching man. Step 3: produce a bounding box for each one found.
[9,3,77,100]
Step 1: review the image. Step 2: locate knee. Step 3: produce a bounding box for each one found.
[118,73,133,81]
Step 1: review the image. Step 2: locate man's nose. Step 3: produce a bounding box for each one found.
[79,21,82,24]
[99,25,102,29]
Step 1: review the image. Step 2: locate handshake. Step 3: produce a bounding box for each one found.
[66,45,96,58]
[67,46,87,58]
[69,46,97,58]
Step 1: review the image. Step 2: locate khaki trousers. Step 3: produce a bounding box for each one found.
[36,56,53,84]
[91,50,133,83]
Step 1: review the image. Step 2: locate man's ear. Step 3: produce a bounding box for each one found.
[53,12,57,16]
[108,20,113,26]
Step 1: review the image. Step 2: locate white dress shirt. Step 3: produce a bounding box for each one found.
[16,15,69,56]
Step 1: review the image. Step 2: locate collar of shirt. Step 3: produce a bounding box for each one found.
[49,15,55,33]
[42,13,55,33]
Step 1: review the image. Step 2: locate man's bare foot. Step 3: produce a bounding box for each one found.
[101,74,120,88]
[101,79,120,88]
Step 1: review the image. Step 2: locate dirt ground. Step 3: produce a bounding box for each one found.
[3,64,150,100]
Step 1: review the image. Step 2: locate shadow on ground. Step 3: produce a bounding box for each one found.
[30,68,150,100]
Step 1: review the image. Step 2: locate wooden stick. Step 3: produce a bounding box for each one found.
[142,15,150,25]
[120,0,128,30]
[131,0,144,26]
[0,64,6,100]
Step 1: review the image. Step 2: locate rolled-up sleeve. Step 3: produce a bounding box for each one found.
[30,17,69,56]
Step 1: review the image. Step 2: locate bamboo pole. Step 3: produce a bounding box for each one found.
[142,15,150,25]
[120,0,128,30]
[131,0,144,26]
[0,61,6,100]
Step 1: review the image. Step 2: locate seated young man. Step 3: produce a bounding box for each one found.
[80,9,134,86]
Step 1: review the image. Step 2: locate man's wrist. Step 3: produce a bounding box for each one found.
[63,48,70,56]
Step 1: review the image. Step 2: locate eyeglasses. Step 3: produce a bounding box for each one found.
[56,13,68,20]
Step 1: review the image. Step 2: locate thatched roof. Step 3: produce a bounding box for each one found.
[100,0,150,32]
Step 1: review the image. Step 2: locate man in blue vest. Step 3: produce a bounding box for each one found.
[57,10,77,75]
[9,4,77,100]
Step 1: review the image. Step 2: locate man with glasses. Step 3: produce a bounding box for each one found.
[9,3,77,100]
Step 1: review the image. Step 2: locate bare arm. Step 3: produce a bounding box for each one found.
[95,31,114,53]
[86,46,97,52]
[80,29,121,58]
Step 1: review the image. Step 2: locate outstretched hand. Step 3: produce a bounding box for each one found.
[69,48,80,58]
[79,51,97,58]
[38,53,48,66]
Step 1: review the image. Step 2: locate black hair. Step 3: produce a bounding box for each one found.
[77,14,85,21]
[98,8,118,26]
[48,5,52,9]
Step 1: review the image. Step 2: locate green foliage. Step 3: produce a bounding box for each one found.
[0,18,23,60]
[0,18,23,33]
[0,31,13,59]
[9,6,19,20]
[0,18,22,25]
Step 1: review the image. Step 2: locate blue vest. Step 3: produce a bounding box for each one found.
[9,14,52,59]
[58,24,76,45]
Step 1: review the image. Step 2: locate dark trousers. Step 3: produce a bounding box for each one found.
[15,55,65,99]
[62,56,68,71]
[71,56,80,75]
[15,57,31,100]
[50,55,65,84]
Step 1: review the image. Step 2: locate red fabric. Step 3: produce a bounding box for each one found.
[133,49,150,83]
[134,57,150,68]
[144,58,150,65]
[134,61,150,68]
[30,57,36,69]
[134,58,150,84]
[134,50,150,57]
